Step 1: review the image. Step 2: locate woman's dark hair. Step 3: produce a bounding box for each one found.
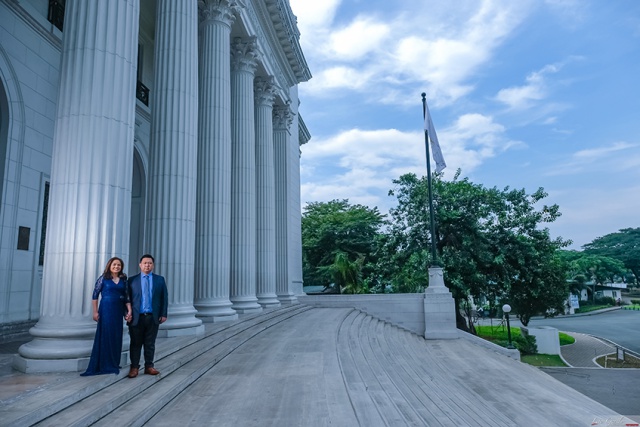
[103,257,127,280]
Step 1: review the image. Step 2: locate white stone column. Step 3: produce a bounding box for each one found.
[254,77,280,308]
[229,37,262,313]
[289,89,304,296]
[15,0,140,372]
[194,0,239,322]
[147,0,203,336]
[273,105,297,304]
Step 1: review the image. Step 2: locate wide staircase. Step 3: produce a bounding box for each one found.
[4,305,313,427]
[336,310,515,425]
[2,305,632,426]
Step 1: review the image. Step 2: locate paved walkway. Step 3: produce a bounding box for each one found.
[560,332,616,368]
[0,306,638,426]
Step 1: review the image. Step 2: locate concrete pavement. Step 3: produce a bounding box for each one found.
[0,305,638,426]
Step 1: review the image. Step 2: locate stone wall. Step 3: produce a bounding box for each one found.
[298,294,425,335]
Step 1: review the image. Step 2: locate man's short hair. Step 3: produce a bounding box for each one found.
[140,254,155,263]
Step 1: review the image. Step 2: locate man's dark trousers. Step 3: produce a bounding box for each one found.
[129,313,159,368]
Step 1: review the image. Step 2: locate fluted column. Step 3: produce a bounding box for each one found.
[254,77,280,308]
[16,0,139,372]
[229,37,262,313]
[273,105,297,304]
[147,0,203,336]
[194,0,239,322]
[290,91,305,296]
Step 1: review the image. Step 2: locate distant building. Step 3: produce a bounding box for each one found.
[579,281,626,302]
[0,0,311,372]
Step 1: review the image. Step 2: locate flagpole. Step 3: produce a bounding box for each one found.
[421,93,439,267]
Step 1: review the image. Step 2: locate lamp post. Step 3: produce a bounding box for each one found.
[502,304,515,349]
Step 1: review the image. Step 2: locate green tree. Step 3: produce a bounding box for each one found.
[320,251,366,294]
[382,171,569,328]
[583,228,640,286]
[558,249,627,302]
[301,199,385,290]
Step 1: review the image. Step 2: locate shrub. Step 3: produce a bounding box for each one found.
[515,334,538,355]
[631,299,640,305]
[595,296,616,306]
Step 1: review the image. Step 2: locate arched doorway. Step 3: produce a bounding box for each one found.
[129,148,146,275]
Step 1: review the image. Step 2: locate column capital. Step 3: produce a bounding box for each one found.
[273,104,293,131]
[254,76,277,107]
[231,36,259,74]
[198,0,241,27]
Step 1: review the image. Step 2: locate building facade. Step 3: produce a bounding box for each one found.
[0,0,310,372]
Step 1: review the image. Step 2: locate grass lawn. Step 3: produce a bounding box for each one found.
[558,332,575,345]
[476,326,573,367]
[521,354,566,367]
[476,325,521,342]
[574,305,611,313]
[596,353,640,368]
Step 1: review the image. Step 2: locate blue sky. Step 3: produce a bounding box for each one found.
[289,0,640,249]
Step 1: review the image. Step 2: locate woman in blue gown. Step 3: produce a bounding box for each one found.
[81,257,133,376]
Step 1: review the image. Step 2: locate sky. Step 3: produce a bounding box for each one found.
[289,0,640,250]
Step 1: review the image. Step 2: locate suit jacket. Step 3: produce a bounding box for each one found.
[127,272,168,326]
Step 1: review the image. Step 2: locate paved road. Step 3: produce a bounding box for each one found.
[541,368,640,421]
[479,309,640,421]
[527,310,640,354]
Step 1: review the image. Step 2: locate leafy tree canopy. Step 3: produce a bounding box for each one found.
[582,227,640,285]
[301,172,572,328]
[383,171,570,326]
[301,199,385,290]
[558,250,627,284]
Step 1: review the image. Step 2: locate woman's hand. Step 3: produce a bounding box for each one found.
[92,312,99,322]
[124,312,132,322]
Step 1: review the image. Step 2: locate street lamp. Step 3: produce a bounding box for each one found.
[502,304,515,349]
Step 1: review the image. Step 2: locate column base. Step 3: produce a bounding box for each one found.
[277,293,299,305]
[195,299,238,322]
[158,324,205,338]
[13,351,129,374]
[160,304,205,337]
[197,313,239,323]
[257,293,281,308]
[292,280,304,296]
[230,296,263,314]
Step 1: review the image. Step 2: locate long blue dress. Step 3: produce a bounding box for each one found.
[81,275,129,376]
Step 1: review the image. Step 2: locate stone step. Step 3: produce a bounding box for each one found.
[374,321,454,426]
[90,305,314,427]
[6,305,310,427]
[360,316,426,425]
[383,321,513,426]
[335,310,387,426]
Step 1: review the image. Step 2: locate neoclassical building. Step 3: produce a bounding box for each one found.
[0,0,311,372]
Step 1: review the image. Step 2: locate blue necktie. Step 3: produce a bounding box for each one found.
[143,275,151,312]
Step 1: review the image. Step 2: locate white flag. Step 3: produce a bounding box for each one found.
[423,100,446,173]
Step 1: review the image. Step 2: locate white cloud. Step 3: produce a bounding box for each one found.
[303,66,373,95]
[546,142,640,176]
[573,142,637,160]
[328,17,391,60]
[300,116,521,210]
[494,57,583,114]
[295,0,535,106]
[494,64,560,110]
[289,0,341,31]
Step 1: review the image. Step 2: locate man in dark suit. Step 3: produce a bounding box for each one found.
[126,254,168,378]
